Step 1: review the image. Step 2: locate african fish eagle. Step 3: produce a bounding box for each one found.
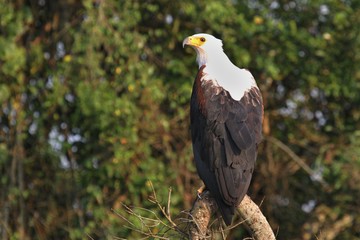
[183,33,263,226]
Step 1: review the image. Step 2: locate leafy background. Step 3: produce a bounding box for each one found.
[0,0,359,239]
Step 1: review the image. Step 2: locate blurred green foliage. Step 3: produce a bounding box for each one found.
[0,0,359,239]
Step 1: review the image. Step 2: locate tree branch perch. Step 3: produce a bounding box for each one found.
[189,191,275,240]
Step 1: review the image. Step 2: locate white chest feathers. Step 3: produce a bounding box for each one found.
[201,64,257,101]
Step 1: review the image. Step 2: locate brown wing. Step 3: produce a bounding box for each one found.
[190,67,263,225]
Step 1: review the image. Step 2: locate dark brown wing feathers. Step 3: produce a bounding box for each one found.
[190,66,263,226]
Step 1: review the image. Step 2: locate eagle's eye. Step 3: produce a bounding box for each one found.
[200,37,206,42]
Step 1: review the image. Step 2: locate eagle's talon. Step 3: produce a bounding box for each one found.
[197,185,206,199]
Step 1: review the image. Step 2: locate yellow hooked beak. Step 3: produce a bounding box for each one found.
[182,36,206,48]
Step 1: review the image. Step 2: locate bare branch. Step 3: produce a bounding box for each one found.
[238,195,276,240]
[189,191,276,240]
[266,136,330,189]
[148,181,186,235]
[189,191,217,239]
[266,136,314,175]
[113,181,189,239]
[114,182,275,240]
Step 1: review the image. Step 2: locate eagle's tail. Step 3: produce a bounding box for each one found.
[216,199,235,226]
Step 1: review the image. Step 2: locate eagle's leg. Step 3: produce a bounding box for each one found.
[197,184,206,199]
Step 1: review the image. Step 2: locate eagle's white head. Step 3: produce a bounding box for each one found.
[183,33,257,101]
[183,33,225,67]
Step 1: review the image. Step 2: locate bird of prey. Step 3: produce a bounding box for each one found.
[183,33,263,225]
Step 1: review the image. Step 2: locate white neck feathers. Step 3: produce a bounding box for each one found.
[196,48,257,101]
